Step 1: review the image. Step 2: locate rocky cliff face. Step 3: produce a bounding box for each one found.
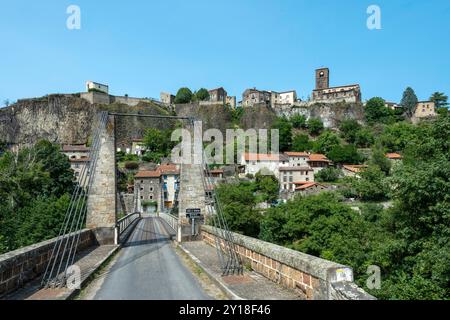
[273,102,365,128]
[0,95,174,147]
[0,95,365,149]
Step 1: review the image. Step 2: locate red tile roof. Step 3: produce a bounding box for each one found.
[244,153,288,162]
[135,170,161,178]
[386,153,402,160]
[294,182,325,191]
[284,152,309,157]
[307,154,331,162]
[158,164,179,175]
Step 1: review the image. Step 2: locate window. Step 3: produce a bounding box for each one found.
[150,196,153,200]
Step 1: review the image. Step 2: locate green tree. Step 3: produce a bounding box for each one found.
[370,144,391,175]
[292,134,313,152]
[378,122,417,152]
[354,128,375,148]
[327,144,363,165]
[307,118,324,136]
[215,182,261,237]
[401,87,419,118]
[339,119,361,143]
[430,92,448,109]
[313,131,341,154]
[272,117,293,152]
[195,88,210,101]
[174,87,193,104]
[365,97,392,124]
[353,165,388,201]
[315,167,341,183]
[255,172,280,203]
[291,114,307,129]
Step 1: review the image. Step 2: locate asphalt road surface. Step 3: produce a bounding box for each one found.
[94,216,211,300]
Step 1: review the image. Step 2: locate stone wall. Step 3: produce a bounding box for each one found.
[201,225,375,300]
[0,230,95,298]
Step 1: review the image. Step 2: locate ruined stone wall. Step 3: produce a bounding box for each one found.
[201,225,375,300]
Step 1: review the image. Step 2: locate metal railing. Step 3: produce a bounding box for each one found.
[160,211,178,232]
[115,212,141,244]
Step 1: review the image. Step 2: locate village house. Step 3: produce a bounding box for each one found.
[242,88,272,107]
[242,88,298,108]
[279,167,315,192]
[271,90,298,106]
[208,87,227,104]
[294,182,329,196]
[134,170,162,213]
[284,152,310,167]
[131,138,146,156]
[61,145,90,184]
[412,101,437,124]
[159,164,180,210]
[307,154,332,174]
[241,152,289,177]
[312,68,361,104]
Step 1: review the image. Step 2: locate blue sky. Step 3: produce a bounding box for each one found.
[1,0,449,106]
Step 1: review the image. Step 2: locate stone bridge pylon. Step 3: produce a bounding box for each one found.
[86,115,117,245]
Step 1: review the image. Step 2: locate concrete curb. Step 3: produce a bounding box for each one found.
[178,244,244,301]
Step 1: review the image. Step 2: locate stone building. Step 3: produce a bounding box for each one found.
[242,88,272,107]
[226,96,237,108]
[307,154,332,174]
[412,101,437,123]
[160,92,175,105]
[312,68,361,104]
[279,167,314,192]
[159,164,180,210]
[284,152,310,167]
[134,170,162,213]
[241,152,289,177]
[86,81,109,94]
[272,90,298,106]
[208,87,227,103]
[243,88,298,108]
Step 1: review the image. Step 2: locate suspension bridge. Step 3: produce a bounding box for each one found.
[0,111,373,301]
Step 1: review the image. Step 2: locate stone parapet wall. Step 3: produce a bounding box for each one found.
[201,225,374,300]
[0,229,95,298]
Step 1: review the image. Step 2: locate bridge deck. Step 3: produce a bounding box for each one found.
[92,216,211,300]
